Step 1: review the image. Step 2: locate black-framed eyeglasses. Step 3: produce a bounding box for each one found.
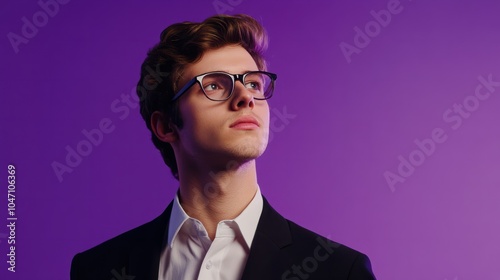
[171,71,278,101]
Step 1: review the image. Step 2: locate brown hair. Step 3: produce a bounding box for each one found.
[136,14,269,180]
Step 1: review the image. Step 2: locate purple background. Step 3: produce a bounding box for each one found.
[1,0,500,279]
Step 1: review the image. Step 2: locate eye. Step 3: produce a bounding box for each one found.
[204,83,219,91]
[245,81,262,91]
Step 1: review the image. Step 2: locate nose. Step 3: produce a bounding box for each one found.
[230,81,255,110]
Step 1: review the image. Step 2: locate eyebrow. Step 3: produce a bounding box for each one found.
[204,69,258,74]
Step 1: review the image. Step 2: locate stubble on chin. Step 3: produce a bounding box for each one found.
[230,135,268,162]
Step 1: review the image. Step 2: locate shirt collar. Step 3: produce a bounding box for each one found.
[166,186,263,249]
[233,187,263,248]
[166,191,190,248]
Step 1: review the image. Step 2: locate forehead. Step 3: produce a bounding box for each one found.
[183,45,259,77]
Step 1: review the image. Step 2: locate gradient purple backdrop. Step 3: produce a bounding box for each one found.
[1,0,500,279]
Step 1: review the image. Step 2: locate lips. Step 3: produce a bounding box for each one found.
[230,115,260,129]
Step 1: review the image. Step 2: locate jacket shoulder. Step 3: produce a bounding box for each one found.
[249,198,376,279]
[287,219,359,259]
[280,220,376,279]
[70,205,171,280]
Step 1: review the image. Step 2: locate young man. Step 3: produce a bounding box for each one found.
[71,14,376,280]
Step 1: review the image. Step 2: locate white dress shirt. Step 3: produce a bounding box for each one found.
[158,187,263,280]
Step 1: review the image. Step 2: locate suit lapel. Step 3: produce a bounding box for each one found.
[241,197,293,280]
[123,197,292,279]
[128,202,173,279]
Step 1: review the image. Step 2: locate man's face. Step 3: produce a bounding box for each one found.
[173,45,270,168]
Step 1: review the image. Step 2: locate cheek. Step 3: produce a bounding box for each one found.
[259,103,271,131]
[179,95,209,127]
[179,101,223,140]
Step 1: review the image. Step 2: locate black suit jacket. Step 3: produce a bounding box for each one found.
[71,197,376,279]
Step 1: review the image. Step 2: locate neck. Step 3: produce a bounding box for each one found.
[176,158,259,240]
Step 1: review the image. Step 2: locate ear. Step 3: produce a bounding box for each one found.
[150,111,178,143]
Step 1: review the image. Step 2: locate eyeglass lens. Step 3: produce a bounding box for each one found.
[201,72,273,100]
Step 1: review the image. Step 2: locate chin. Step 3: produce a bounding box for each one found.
[229,137,267,160]
[206,131,267,163]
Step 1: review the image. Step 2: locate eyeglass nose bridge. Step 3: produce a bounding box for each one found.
[232,73,245,86]
[228,73,250,97]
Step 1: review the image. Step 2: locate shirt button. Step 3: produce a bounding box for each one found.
[206,260,212,270]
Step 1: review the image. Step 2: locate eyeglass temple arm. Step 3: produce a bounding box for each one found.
[171,78,197,101]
